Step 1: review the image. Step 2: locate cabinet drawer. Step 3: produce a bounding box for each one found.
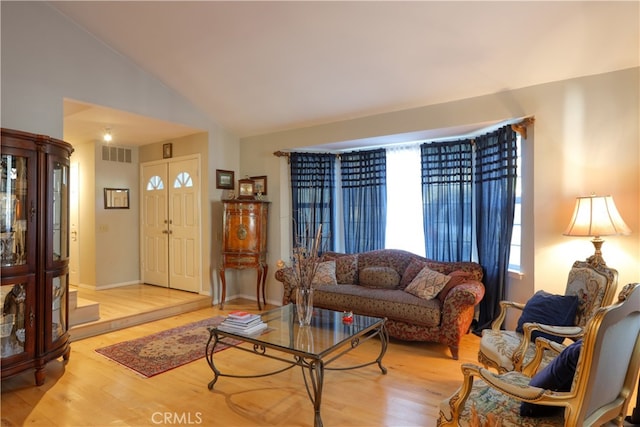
[222,253,261,267]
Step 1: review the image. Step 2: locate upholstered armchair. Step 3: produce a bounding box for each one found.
[477,260,618,373]
[438,283,640,427]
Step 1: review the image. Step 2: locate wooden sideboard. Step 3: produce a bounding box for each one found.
[219,200,269,309]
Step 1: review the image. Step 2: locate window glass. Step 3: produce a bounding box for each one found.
[174,172,193,188]
[146,175,164,191]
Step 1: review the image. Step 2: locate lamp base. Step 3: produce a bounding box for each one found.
[586,237,607,267]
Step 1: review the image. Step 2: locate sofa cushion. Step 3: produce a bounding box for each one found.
[437,270,477,303]
[322,252,358,284]
[400,258,427,289]
[404,266,451,300]
[312,260,337,286]
[359,266,400,289]
[313,285,441,326]
[516,291,579,343]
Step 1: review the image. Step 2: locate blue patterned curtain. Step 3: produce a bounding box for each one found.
[474,126,518,331]
[420,140,473,262]
[290,153,336,251]
[341,149,387,252]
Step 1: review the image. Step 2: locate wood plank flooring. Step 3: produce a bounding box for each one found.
[68,284,213,341]
[2,297,479,426]
[2,293,638,426]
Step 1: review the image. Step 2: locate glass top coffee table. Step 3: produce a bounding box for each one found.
[206,304,388,427]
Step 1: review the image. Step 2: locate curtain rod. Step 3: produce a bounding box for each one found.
[274,116,535,160]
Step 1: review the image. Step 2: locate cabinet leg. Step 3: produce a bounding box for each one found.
[34,367,45,386]
[261,264,268,309]
[219,269,227,309]
[256,267,263,311]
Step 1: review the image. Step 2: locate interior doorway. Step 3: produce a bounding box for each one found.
[141,156,201,293]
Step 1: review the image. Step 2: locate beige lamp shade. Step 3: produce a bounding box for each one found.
[563,195,631,266]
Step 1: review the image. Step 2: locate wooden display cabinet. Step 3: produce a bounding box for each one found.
[219,200,269,310]
[1,128,73,385]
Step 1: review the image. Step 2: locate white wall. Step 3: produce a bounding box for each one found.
[1,2,239,300]
[241,68,640,306]
[95,143,140,287]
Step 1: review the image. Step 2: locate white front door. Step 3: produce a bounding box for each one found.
[167,158,200,292]
[141,157,201,292]
[141,163,170,288]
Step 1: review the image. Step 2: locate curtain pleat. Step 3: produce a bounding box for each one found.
[474,126,518,331]
[420,140,473,262]
[340,149,387,252]
[290,152,336,251]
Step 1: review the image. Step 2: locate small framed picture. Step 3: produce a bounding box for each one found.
[238,178,255,199]
[250,176,267,195]
[216,169,235,189]
[162,143,173,159]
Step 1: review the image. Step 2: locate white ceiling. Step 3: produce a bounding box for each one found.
[52,1,639,147]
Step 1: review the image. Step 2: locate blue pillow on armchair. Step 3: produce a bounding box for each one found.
[516,291,579,344]
[520,339,583,417]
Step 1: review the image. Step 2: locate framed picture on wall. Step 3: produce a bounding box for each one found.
[250,175,267,195]
[162,143,173,159]
[216,169,235,189]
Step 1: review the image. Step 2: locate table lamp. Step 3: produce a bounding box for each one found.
[563,195,631,266]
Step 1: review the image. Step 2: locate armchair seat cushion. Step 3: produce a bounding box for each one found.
[439,371,564,426]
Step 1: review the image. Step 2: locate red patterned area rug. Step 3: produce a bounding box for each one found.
[95,316,230,378]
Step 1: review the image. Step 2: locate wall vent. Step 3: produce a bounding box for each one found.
[101,145,132,163]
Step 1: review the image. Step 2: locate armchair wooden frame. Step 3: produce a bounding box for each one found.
[478,259,618,373]
[439,283,640,427]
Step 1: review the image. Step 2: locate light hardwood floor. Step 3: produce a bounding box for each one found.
[2,294,638,426]
[2,295,482,427]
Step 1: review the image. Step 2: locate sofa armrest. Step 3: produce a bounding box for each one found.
[441,281,485,335]
[275,267,296,304]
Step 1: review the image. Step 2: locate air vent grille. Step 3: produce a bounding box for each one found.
[102,145,132,163]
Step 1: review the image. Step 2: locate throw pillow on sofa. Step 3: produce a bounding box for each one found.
[312,260,338,286]
[399,258,427,289]
[404,265,451,300]
[322,253,358,284]
[359,266,400,289]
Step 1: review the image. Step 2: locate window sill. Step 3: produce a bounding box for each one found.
[508,270,524,280]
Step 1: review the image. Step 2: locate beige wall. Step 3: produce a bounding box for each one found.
[1,2,239,301]
[2,2,637,307]
[241,68,640,306]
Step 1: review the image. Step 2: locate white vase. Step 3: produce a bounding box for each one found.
[296,287,314,326]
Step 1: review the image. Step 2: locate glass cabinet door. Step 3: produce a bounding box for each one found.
[1,279,34,359]
[51,274,67,342]
[51,158,69,263]
[1,152,29,267]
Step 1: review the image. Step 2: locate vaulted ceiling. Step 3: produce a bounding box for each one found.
[51,1,639,146]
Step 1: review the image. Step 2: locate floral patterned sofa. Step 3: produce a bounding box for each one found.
[275,249,485,359]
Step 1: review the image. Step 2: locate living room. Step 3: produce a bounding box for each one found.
[1,1,639,425]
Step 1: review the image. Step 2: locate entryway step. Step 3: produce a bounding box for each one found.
[69,289,100,326]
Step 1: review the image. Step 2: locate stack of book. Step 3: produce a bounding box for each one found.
[218,311,267,335]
